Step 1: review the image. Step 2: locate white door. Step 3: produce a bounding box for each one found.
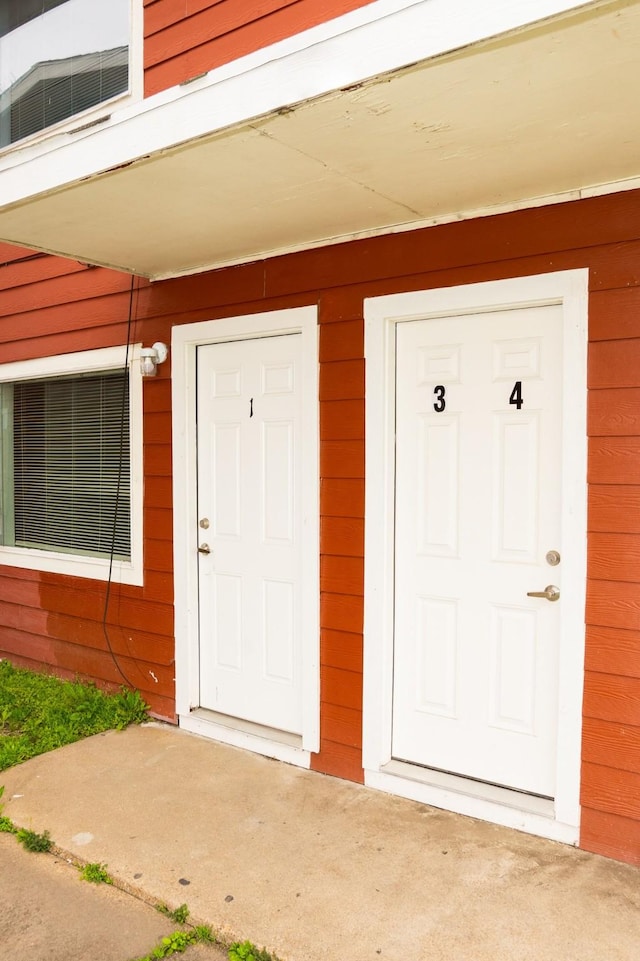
[196,333,303,734]
[393,305,563,797]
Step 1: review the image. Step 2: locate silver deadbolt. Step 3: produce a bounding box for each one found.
[527,584,560,602]
[198,543,211,555]
[545,550,561,566]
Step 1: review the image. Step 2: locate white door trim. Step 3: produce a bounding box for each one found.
[172,307,319,765]
[363,270,588,842]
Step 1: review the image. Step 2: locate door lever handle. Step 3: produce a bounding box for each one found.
[198,543,211,555]
[527,584,560,602]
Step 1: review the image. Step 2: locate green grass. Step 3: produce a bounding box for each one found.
[156,903,190,924]
[0,660,149,772]
[131,925,217,960]
[16,827,52,853]
[79,861,113,884]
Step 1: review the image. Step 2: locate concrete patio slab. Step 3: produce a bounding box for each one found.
[1,723,639,961]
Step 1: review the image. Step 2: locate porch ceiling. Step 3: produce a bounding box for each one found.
[0,1,638,280]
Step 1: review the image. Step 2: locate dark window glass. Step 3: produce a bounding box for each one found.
[10,371,131,559]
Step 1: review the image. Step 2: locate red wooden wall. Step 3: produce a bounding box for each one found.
[2,187,640,863]
[144,0,378,95]
[0,250,175,719]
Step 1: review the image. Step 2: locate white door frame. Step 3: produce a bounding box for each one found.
[363,270,588,843]
[172,307,319,766]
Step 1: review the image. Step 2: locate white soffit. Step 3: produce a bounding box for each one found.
[0,0,637,279]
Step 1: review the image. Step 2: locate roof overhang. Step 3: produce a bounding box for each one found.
[0,0,638,280]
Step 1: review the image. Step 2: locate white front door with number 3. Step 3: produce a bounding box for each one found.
[393,305,563,797]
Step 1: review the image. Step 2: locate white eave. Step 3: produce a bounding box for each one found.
[0,0,637,280]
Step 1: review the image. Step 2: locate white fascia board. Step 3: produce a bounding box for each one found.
[0,0,600,207]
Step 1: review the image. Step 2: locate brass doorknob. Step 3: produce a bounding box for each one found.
[198,543,211,555]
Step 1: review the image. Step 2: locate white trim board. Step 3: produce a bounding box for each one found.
[362,270,588,842]
[171,307,320,764]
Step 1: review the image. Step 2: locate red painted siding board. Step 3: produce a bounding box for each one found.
[584,625,640,679]
[586,579,640,631]
[321,592,363,635]
[319,288,366,323]
[320,400,365,440]
[319,319,363,362]
[146,1,301,66]
[320,555,364,597]
[588,485,640,533]
[588,532,640,583]
[321,628,363,674]
[582,671,640,726]
[0,267,132,316]
[582,716,640,774]
[589,287,640,342]
[588,388,640,436]
[581,762,640,822]
[142,571,174,604]
[580,807,640,866]
[144,444,173,477]
[320,478,364,518]
[320,440,365,478]
[321,664,363,710]
[310,740,363,782]
[320,517,364,557]
[319,359,365,401]
[589,340,640,389]
[322,702,362,749]
[588,437,640,486]
[145,476,174,510]
[145,537,175,573]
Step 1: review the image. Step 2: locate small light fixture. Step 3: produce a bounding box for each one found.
[140,342,169,377]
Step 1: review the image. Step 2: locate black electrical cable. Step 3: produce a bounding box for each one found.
[101,274,140,689]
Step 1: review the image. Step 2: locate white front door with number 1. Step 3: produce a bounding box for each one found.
[393,305,563,797]
[196,334,303,735]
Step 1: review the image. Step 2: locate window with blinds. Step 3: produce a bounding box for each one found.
[0,0,130,148]
[1,370,131,560]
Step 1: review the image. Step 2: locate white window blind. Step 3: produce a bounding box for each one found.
[8,370,131,559]
[0,0,130,148]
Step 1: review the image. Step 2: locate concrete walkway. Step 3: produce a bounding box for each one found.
[0,832,223,961]
[1,723,639,961]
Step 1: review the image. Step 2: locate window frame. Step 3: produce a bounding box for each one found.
[0,0,143,155]
[0,344,143,585]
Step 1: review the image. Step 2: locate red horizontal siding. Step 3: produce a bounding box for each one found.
[0,255,174,719]
[144,0,377,95]
[581,808,640,866]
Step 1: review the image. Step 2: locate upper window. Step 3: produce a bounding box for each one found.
[0,0,130,148]
[0,346,143,584]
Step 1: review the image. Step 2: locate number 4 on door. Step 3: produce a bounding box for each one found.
[509,381,523,410]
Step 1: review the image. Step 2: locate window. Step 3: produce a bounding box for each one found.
[0,0,130,148]
[0,347,142,584]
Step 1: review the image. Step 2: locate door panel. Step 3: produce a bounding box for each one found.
[392,305,562,797]
[196,334,303,734]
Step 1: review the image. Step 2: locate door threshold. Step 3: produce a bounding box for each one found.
[366,759,579,845]
[383,759,553,816]
[179,707,310,769]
